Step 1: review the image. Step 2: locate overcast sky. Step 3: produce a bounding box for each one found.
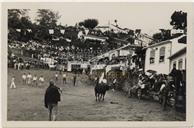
[27,3,189,35]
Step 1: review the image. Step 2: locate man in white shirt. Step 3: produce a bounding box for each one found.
[112,78,117,92]
[55,72,58,82]
[22,73,27,85]
[33,75,38,86]
[10,76,16,89]
[39,76,45,87]
[27,73,32,86]
[62,73,67,84]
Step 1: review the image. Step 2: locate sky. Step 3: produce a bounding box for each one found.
[27,3,189,36]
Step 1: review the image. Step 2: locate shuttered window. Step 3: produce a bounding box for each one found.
[159,47,165,63]
[150,50,155,64]
[178,59,183,70]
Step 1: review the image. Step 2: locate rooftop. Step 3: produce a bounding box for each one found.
[168,47,186,60]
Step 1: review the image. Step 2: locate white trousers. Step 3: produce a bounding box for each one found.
[10,82,16,88]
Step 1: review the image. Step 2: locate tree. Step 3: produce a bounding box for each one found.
[35,9,61,41]
[170,11,187,30]
[78,22,84,27]
[8,9,29,29]
[8,9,32,41]
[36,9,61,27]
[152,32,162,41]
[80,19,98,29]
[152,29,171,42]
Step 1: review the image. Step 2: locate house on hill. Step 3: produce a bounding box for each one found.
[83,35,108,42]
[144,35,186,74]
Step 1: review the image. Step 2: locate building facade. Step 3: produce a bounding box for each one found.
[144,35,186,74]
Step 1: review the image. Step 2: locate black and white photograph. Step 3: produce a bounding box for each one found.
[2,2,193,125]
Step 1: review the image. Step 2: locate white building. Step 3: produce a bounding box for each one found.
[171,29,184,35]
[94,26,110,33]
[83,35,108,42]
[144,35,186,74]
[169,47,186,71]
[67,61,90,72]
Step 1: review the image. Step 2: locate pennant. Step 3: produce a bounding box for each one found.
[60,29,65,34]
[16,29,21,32]
[49,29,54,34]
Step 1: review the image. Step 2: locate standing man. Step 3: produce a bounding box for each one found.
[62,72,67,84]
[73,73,77,86]
[22,73,27,85]
[169,64,182,104]
[39,75,45,87]
[44,80,61,121]
[55,72,58,82]
[10,76,16,89]
[33,75,38,87]
[112,78,117,92]
[27,73,32,86]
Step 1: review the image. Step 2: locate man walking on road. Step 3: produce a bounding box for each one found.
[73,73,77,86]
[55,72,58,82]
[62,72,67,84]
[10,76,16,89]
[44,80,61,121]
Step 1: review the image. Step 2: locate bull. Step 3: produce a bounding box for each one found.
[94,79,110,102]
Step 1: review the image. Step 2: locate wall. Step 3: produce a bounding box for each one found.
[171,38,186,55]
[145,43,171,74]
[170,53,186,71]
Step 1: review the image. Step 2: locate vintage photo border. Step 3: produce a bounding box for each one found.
[1,2,194,128]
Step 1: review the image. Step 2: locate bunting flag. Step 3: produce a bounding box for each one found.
[60,29,65,34]
[27,29,32,32]
[49,29,54,34]
[66,38,71,42]
[16,29,21,32]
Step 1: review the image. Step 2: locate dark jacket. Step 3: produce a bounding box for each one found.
[44,85,61,108]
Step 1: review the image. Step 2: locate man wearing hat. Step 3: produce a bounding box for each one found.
[44,80,61,121]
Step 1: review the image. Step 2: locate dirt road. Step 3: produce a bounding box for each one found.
[7,69,185,121]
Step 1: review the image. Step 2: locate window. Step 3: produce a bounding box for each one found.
[159,47,165,63]
[173,61,176,69]
[150,49,155,64]
[178,59,183,70]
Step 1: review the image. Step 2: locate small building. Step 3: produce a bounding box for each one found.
[169,47,186,71]
[67,61,90,72]
[144,35,186,74]
[83,35,108,42]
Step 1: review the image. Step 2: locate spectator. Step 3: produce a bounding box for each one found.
[39,75,45,87]
[55,72,58,82]
[62,72,67,84]
[27,73,32,86]
[10,76,16,89]
[33,75,38,87]
[73,74,77,86]
[22,73,27,85]
[112,78,117,92]
[44,80,61,121]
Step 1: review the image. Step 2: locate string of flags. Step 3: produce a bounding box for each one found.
[14,28,66,34]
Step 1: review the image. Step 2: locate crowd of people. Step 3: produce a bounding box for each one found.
[9,70,78,90]
[8,39,104,65]
[127,64,186,111]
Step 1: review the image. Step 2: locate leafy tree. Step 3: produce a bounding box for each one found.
[35,9,61,41]
[80,19,98,29]
[170,11,187,30]
[8,9,32,41]
[78,22,84,27]
[36,9,61,27]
